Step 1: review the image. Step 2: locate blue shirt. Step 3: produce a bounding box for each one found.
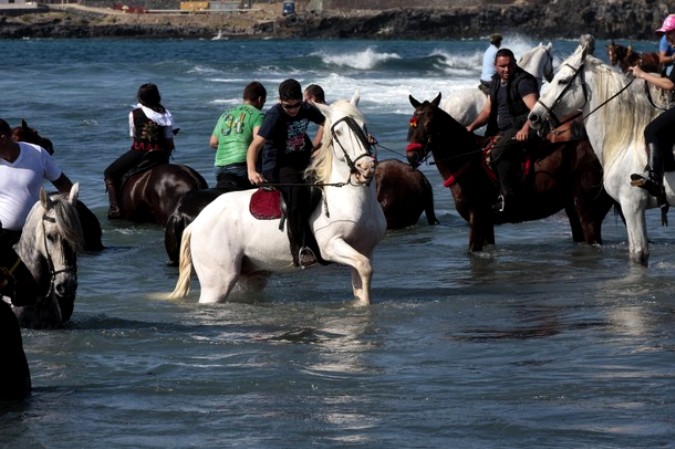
[659,35,675,76]
[481,44,499,82]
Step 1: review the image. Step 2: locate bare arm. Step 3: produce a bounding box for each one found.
[467,96,492,133]
[312,125,324,152]
[209,135,218,149]
[631,65,675,91]
[246,133,266,185]
[658,49,675,65]
[51,173,74,194]
[514,92,539,141]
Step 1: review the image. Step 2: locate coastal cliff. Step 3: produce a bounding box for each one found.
[0,0,669,40]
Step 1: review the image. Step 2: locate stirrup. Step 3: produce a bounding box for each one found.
[630,173,664,198]
[492,194,506,213]
[298,247,317,269]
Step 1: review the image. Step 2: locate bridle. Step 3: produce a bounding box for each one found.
[41,213,76,296]
[330,116,376,184]
[534,59,588,130]
[534,55,634,132]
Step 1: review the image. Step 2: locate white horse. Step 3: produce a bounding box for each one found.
[528,43,664,266]
[170,94,387,305]
[441,42,554,126]
[13,184,84,328]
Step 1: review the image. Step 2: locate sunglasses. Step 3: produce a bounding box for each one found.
[281,102,302,111]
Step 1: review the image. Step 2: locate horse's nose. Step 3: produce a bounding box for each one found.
[528,113,540,126]
[357,157,376,179]
[55,277,77,297]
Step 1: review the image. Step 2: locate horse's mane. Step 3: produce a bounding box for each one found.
[25,193,85,252]
[582,53,658,167]
[305,99,365,186]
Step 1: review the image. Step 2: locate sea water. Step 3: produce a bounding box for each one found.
[0,36,673,449]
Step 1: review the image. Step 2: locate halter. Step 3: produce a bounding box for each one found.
[41,213,76,296]
[330,116,376,184]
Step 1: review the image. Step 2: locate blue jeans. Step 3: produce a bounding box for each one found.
[214,164,253,191]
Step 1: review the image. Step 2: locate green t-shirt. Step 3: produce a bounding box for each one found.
[212,104,265,167]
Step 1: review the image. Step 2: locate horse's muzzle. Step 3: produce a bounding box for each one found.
[406,143,424,168]
[354,156,377,184]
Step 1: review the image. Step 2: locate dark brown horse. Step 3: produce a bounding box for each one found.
[11,120,104,252]
[119,163,208,225]
[607,41,660,73]
[406,93,613,252]
[163,160,439,265]
[0,270,31,399]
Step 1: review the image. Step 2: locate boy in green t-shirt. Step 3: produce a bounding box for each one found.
[210,81,266,190]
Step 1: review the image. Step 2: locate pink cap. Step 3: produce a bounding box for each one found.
[657,14,675,33]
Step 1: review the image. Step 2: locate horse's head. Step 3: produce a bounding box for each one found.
[520,42,555,86]
[607,41,630,68]
[12,119,54,155]
[406,93,443,168]
[529,45,589,137]
[311,92,377,186]
[16,183,84,328]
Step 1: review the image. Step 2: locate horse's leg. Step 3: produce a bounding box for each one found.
[467,210,493,252]
[621,196,650,266]
[322,239,374,306]
[421,176,440,225]
[564,203,586,243]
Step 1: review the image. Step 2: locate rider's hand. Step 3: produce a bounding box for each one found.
[248,170,264,186]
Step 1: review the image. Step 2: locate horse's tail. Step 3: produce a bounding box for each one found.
[169,224,193,299]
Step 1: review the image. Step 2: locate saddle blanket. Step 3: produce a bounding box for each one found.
[249,188,282,220]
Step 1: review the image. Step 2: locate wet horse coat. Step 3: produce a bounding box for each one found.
[529,44,669,265]
[407,93,613,252]
[170,95,386,305]
[12,184,84,329]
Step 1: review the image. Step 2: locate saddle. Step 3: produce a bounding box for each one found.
[480,136,533,185]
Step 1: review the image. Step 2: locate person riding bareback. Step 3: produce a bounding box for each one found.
[467,48,540,216]
[104,83,178,219]
[0,118,74,243]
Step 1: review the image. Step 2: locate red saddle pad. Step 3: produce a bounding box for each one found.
[249,188,282,220]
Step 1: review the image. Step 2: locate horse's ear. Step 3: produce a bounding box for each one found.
[40,187,53,210]
[21,119,28,129]
[350,89,360,106]
[68,182,80,205]
[409,95,421,108]
[432,93,442,107]
[546,42,552,50]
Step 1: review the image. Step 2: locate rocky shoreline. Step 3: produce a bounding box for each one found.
[0,0,670,40]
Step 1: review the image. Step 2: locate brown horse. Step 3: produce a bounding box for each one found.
[119,163,208,225]
[11,120,104,252]
[163,159,439,265]
[406,93,613,252]
[607,41,660,73]
[375,159,439,230]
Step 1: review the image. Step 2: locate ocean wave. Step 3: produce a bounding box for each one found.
[312,47,401,70]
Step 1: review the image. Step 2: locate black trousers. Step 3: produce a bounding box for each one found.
[104,149,170,183]
[267,166,320,261]
[490,128,525,199]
